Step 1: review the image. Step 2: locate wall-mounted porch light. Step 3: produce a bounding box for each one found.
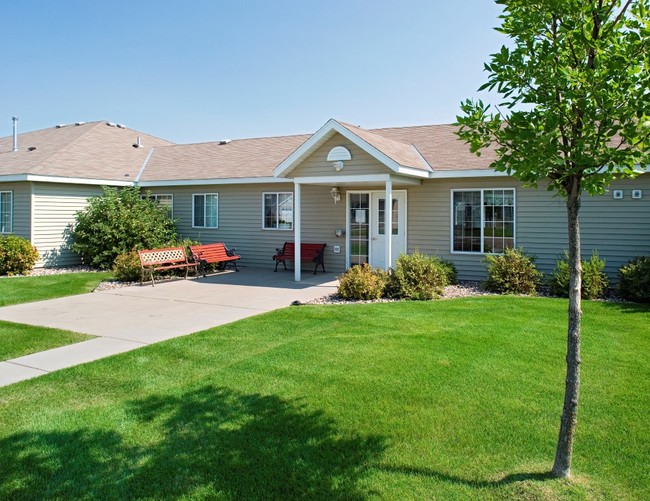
[330,186,341,204]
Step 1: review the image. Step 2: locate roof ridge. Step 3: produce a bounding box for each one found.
[370,123,455,131]
[175,132,312,147]
[32,122,106,174]
[339,121,416,148]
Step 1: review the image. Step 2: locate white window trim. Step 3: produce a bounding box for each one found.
[141,193,174,218]
[450,188,516,255]
[262,192,294,231]
[192,193,219,229]
[0,191,13,234]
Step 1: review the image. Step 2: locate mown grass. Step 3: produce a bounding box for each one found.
[0,272,112,307]
[0,321,94,361]
[0,297,647,500]
[0,272,108,359]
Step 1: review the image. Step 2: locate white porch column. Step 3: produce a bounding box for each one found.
[294,181,302,282]
[385,178,392,271]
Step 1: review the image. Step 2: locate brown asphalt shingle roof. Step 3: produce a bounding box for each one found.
[0,121,173,181]
[372,124,497,171]
[0,119,494,183]
[338,122,432,172]
[140,134,311,182]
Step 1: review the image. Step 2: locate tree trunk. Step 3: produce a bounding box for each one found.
[552,176,582,478]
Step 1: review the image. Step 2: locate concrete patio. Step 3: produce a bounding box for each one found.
[0,267,338,387]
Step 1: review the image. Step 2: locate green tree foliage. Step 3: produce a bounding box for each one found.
[0,235,40,275]
[456,0,649,478]
[72,186,178,269]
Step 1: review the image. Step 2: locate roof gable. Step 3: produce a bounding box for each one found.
[273,119,431,179]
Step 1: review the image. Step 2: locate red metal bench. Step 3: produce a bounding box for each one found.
[138,246,199,286]
[273,242,326,274]
[190,242,241,276]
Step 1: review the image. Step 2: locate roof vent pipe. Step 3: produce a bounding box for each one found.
[12,116,18,152]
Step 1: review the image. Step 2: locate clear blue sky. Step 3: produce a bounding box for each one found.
[1,1,505,144]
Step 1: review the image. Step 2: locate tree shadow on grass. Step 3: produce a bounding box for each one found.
[0,385,386,500]
[380,464,554,489]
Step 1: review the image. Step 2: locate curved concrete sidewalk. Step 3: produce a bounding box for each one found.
[0,268,337,387]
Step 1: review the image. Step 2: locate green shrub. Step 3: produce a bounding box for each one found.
[484,247,542,295]
[112,251,141,282]
[437,257,458,285]
[0,235,40,276]
[71,186,177,269]
[388,251,449,300]
[549,250,609,299]
[338,264,388,300]
[618,256,650,303]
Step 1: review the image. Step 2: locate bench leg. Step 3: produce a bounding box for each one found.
[313,259,325,275]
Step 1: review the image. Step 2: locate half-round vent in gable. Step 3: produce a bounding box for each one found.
[326,146,352,162]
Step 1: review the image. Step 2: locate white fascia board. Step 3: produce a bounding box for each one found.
[397,165,430,178]
[294,174,391,185]
[294,173,422,186]
[138,177,291,187]
[273,119,339,177]
[0,174,132,186]
[429,169,508,179]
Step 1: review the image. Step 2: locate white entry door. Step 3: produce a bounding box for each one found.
[370,191,406,269]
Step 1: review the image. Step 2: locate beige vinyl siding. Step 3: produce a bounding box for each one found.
[300,185,347,273]
[407,174,650,281]
[0,182,31,239]
[147,183,349,273]
[31,183,103,267]
[289,134,390,178]
[579,175,650,278]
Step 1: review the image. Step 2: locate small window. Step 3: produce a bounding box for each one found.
[263,192,293,230]
[452,189,515,253]
[193,193,219,228]
[141,193,173,217]
[0,191,12,233]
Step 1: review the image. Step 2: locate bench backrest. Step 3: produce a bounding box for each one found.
[190,243,231,262]
[138,247,188,267]
[282,242,326,259]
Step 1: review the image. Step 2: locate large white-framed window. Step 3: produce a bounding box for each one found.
[193,193,219,228]
[451,188,515,254]
[141,193,173,217]
[0,191,12,234]
[263,192,293,230]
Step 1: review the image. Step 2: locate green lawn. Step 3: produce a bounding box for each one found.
[0,272,112,307]
[0,272,109,360]
[0,297,648,500]
[0,321,94,361]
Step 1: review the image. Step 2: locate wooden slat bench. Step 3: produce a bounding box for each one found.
[138,246,199,286]
[190,242,241,276]
[273,242,326,274]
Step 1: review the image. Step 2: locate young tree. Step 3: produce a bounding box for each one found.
[456,0,649,478]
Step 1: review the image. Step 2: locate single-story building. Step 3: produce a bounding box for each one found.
[1,118,648,281]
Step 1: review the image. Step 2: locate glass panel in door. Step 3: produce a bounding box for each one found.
[349,193,370,266]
